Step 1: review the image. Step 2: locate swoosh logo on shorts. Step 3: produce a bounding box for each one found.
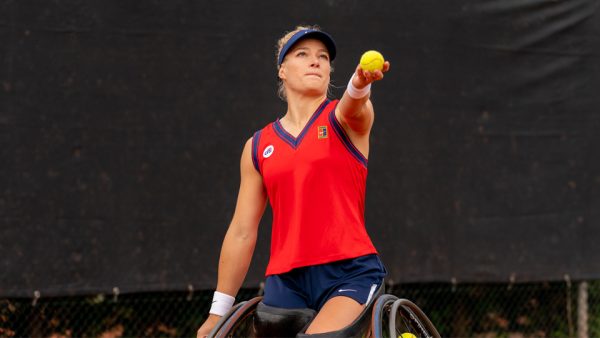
[338,288,357,292]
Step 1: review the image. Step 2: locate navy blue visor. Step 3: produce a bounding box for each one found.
[277,29,336,67]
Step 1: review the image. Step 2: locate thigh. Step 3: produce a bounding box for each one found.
[312,254,386,310]
[262,274,309,309]
[304,296,365,334]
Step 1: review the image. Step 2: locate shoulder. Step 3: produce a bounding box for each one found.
[244,137,253,150]
[246,124,270,173]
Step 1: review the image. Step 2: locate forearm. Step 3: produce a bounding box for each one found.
[339,89,372,124]
[337,60,389,133]
[338,74,374,134]
[215,225,257,297]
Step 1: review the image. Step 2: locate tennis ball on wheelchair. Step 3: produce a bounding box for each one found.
[359,50,385,72]
[399,333,417,338]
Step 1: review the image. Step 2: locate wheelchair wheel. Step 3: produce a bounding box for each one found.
[371,294,441,338]
[371,294,398,338]
[208,296,262,338]
[388,299,441,338]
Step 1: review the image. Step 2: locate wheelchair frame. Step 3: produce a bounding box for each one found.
[207,287,440,338]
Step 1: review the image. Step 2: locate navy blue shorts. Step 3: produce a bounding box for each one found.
[262,254,387,311]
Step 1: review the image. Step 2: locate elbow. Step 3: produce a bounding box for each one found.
[228,224,258,243]
[236,231,256,243]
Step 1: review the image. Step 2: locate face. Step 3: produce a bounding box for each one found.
[278,38,331,97]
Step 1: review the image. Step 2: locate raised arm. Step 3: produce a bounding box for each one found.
[335,61,390,157]
[197,137,267,337]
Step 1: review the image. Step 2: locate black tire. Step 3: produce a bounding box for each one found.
[208,297,262,338]
[371,294,399,338]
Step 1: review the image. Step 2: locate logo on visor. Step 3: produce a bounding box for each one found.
[263,145,274,158]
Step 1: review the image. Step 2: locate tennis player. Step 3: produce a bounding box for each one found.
[197,25,390,337]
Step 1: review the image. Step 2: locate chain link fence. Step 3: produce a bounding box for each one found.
[2,280,598,337]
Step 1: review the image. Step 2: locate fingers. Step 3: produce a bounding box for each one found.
[382,61,391,73]
[355,65,367,81]
[354,61,391,86]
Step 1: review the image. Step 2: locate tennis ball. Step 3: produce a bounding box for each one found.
[399,333,417,338]
[359,50,385,72]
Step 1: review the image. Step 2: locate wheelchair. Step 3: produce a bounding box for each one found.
[207,283,441,338]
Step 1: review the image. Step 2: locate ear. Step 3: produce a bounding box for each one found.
[278,64,286,80]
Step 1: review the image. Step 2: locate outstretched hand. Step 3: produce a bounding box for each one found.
[352,61,391,89]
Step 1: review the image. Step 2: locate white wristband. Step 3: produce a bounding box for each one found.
[209,291,235,316]
[346,75,371,99]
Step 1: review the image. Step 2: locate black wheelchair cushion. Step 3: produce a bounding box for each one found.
[296,282,385,338]
[254,302,317,338]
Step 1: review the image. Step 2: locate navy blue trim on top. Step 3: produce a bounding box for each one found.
[251,130,262,173]
[273,99,330,149]
[272,121,296,149]
[328,110,368,168]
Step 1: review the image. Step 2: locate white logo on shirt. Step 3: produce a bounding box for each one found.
[263,145,274,158]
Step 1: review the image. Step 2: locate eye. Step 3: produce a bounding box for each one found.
[319,54,330,60]
[296,51,307,57]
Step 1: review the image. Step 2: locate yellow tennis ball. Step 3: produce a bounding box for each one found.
[399,333,417,338]
[360,50,385,72]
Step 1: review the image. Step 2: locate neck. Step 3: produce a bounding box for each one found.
[283,94,327,128]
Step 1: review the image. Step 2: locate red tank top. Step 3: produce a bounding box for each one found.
[252,99,378,276]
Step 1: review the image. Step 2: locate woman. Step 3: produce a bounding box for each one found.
[197,25,390,337]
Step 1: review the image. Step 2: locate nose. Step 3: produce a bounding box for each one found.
[310,54,321,68]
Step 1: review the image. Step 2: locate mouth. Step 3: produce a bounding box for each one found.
[305,73,322,78]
